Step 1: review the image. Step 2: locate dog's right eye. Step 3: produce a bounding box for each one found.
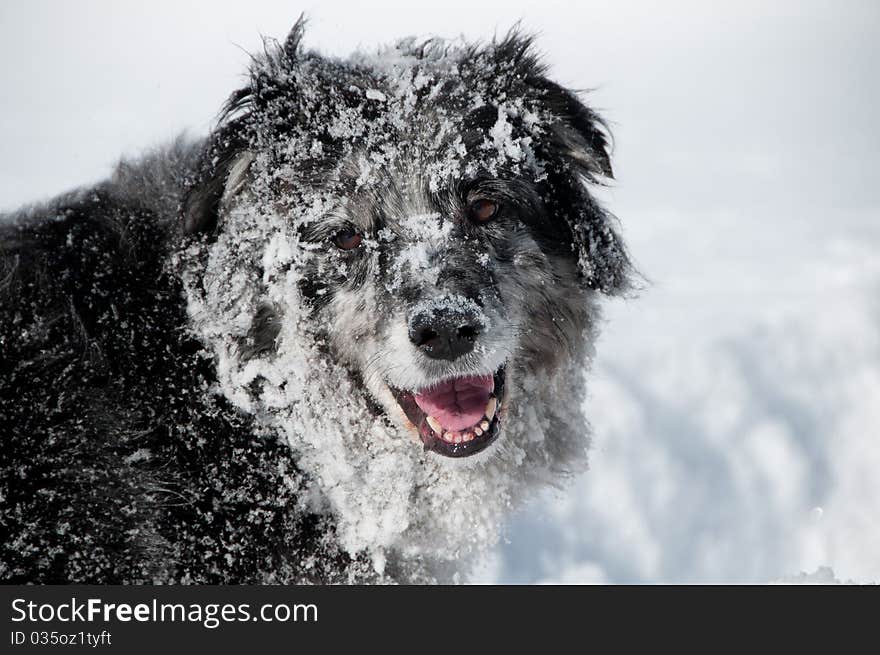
[333,228,363,251]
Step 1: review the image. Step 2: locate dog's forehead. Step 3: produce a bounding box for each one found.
[327,97,546,218]
[310,53,548,177]
[242,40,561,225]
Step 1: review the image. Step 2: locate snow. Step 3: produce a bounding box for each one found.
[775,566,845,585]
[3,1,879,584]
[478,202,880,585]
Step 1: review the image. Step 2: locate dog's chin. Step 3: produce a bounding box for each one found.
[385,366,509,459]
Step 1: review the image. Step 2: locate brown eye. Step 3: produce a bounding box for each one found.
[333,229,363,250]
[468,198,499,223]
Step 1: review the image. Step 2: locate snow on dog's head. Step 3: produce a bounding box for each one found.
[176,20,631,577]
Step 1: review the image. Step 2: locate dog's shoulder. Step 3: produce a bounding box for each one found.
[1,181,172,383]
[0,154,189,581]
[0,145,379,584]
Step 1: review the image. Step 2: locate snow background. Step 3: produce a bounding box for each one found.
[1,0,877,583]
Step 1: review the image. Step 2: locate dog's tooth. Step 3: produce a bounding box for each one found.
[426,416,442,435]
[474,426,483,436]
[453,432,462,444]
[443,431,454,443]
[484,397,497,421]
[480,420,490,431]
[463,432,474,442]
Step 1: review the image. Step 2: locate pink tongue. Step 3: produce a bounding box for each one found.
[414,375,494,432]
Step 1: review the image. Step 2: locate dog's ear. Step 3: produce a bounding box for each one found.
[181,129,249,234]
[181,17,308,235]
[534,79,633,295]
[543,82,613,181]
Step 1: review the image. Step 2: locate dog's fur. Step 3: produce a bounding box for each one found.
[0,22,631,583]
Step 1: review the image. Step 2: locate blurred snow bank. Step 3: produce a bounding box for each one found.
[774,566,845,585]
[480,227,880,584]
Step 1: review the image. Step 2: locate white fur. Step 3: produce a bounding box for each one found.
[177,185,595,578]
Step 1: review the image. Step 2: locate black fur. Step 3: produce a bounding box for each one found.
[0,151,377,583]
[0,22,629,583]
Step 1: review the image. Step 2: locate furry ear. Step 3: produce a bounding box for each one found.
[534,79,632,295]
[536,79,613,181]
[181,128,248,234]
[181,18,308,235]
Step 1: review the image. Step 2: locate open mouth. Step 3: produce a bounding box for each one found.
[389,368,506,458]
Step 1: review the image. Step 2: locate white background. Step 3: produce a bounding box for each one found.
[2,0,878,583]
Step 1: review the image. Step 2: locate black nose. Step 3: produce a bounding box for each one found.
[409,308,481,361]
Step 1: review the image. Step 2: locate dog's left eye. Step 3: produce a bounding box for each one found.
[333,228,363,250]
[468,199,499,223]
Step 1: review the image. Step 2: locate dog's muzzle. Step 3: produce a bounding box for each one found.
[385,298,509,457]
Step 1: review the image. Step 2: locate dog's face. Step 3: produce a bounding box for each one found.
[178,23,630,572]
[302,136,593,461]
[320,175,551,459]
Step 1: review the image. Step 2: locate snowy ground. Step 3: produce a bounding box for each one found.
[2,1,878,583]
[480,205,880,584]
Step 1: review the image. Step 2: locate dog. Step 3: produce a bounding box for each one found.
[0,20,631,583]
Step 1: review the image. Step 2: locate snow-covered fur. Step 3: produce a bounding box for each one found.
[0,22,631,583]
